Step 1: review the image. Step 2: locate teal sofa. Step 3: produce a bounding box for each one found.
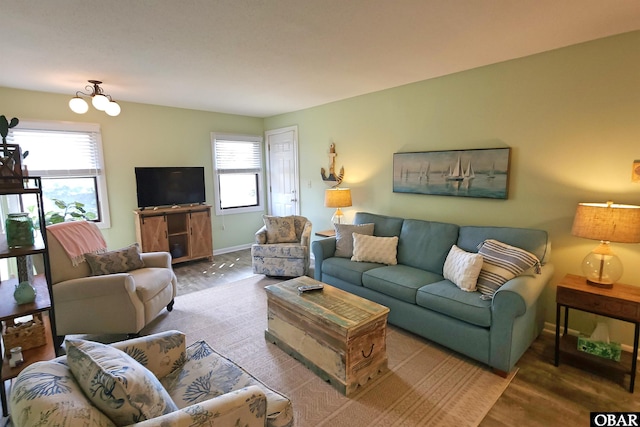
[312,212,554,374]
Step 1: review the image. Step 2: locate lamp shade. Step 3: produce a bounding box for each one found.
[69,96,89,114]
[572,202,640,243]
[572,201,640,287]
[324,188,352,208]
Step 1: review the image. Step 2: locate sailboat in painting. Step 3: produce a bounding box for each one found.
[446,157,464,181]
[487,162,496,179]
[464,160,475,180]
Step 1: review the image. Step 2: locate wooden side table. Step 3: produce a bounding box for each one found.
[315,229,335,238]
[555,273,640,392]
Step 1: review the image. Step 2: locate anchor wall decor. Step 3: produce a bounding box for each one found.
[320,143,344,187]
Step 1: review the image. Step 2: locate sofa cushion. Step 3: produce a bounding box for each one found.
[66,339,178,426]
[84,243,145,276]
[321,257,381,286]
[363,265,443,304]
[9,360,117,427]
[443,245,484,292]
[354,212,404,237]
[263,215,298,243]
[161,340,293,427]
[397,219,459,273]
[457,226,549,264]
[251,243,307,259]
[352,234,399,265]
[476,239,541,298]
[416,280,492,327]
[334,223,374,257]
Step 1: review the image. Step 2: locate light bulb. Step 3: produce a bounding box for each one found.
[105,101,121,117]
[92,94,109,111]
[69,96,89,114]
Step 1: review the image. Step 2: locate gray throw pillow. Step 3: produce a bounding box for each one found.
[334,223,374,258]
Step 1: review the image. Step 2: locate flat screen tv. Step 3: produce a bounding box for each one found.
[135,167,206,209]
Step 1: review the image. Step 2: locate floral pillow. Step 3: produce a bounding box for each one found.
[65,339,177,426]
[263,215,298,243]
[84,243,145,276]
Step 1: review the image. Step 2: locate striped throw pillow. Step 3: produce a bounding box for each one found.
[476,239,540,298]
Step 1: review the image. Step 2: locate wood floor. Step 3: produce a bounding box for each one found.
[176,249,639,425]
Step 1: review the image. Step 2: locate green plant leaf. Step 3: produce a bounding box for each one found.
[8,117,19,128]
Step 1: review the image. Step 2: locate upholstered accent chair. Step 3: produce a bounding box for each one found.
[46,222,177,339]
[252,215,312,277]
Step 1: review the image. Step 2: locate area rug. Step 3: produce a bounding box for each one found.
[141,274,517,426]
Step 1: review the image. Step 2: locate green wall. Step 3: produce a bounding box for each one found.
[0,86,265,251]
[265,31,640,347]
[2,31,639,348]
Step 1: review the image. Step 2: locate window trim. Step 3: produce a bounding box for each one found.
[211,132,264,216]
[9,119,111,228]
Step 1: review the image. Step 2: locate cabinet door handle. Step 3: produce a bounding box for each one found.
[362,344,374,358]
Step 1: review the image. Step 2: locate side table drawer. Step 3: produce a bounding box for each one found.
[557,287,640,322]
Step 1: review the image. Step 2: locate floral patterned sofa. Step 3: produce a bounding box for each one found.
[9,330,293,427]
[252,215,312,277]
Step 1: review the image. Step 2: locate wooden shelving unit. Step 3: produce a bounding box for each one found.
[0,176,57,416]
[134,205,213,264]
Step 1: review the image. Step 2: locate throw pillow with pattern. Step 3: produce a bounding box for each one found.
[476,239,541,298]
[66,339,178,426]
[351,233,398,265]
[443,245,484,292]
[263,215,298,243]
[84,243,145,276]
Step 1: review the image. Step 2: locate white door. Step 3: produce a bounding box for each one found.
[265,126,299,216]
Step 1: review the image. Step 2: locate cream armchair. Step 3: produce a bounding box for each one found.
[46,224,177,339]
[252,215,312,277]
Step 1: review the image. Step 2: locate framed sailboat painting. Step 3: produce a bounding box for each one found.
[393,147,511,199]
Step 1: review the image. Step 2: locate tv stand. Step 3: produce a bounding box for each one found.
[134,205,213,264]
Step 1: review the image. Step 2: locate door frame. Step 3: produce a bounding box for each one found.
[265,125,300,215]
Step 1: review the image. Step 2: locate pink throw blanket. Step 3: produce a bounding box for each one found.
[47,221,107,266]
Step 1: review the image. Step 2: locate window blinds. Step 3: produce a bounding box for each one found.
[8,123,102,177]
[213,137,262,174]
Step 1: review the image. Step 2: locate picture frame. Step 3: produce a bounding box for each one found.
[393,147,511,199]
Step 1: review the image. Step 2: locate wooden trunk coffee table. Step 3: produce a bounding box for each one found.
[265,276,389,396]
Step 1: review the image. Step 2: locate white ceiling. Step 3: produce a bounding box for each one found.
[2,0,639,118]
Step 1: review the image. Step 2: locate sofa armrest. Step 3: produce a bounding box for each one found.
[489,264,555,372]
[311,238,336,281]
[300,220,313,248]
[255,225,268,244]
[53,274,136,301]
[132,386,267,427]
[141,251,173,269]
[492,265,554,317]
[111,330,186,379]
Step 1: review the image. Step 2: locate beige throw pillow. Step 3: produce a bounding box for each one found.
[334,223,375,258]
[263,215,298,243]
[351,233,398,265]
[443,245,484,292]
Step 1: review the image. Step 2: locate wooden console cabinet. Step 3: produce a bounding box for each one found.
[134,205,213,264]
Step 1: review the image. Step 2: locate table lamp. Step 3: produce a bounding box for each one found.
[571,201,640,287]
[324,188,352,224]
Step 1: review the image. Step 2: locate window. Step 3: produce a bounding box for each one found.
[211,133,264,215]
[7,120,111,228]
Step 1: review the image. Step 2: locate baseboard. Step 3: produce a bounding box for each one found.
[213,243,252,256]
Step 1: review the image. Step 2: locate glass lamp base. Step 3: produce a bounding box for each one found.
[581,251,622,288]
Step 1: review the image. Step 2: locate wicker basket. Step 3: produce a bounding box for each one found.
[2,312,46,357]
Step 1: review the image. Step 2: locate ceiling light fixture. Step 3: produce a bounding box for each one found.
[69,80,121,116]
